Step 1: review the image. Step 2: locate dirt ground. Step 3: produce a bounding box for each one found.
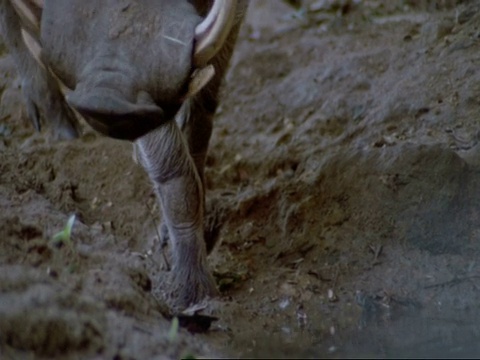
[2,0,480,358]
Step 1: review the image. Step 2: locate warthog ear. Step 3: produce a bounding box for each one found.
[66,89,167,141]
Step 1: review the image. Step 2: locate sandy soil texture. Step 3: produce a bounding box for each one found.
[2,0,480,358]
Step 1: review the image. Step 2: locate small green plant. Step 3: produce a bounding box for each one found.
[51,214,76,248]
[168,316,179,343]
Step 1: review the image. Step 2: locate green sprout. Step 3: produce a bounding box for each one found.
[168,317,179,343]
[51,214,76,248]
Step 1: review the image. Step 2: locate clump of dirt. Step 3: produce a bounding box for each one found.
[2,0,480,358]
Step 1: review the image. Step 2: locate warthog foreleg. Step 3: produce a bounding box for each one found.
[136,120,217,308]
[156,99,217,253]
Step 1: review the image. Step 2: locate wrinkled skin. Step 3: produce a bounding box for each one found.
[0,0,248,309]
[42,0,201,140]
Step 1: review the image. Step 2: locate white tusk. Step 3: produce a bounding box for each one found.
[21,28,42,66]
[194,0,237,67]
[10,0,42,34]
[30,0,44,7]
[22,29,71,97]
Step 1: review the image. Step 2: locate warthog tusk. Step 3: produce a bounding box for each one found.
[10,0,42,33]
[20,28,42,65]
[194,0,237,67]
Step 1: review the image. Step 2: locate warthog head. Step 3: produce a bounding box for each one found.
[14,0,237,140]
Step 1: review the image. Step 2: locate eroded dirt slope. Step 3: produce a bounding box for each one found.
[2,0,480,358]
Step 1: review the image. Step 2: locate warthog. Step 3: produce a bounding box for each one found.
[0,0,248,308]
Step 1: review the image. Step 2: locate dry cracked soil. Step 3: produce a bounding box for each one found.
[2,0,480,359]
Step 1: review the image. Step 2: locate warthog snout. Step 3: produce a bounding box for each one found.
[66,87,178,141]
